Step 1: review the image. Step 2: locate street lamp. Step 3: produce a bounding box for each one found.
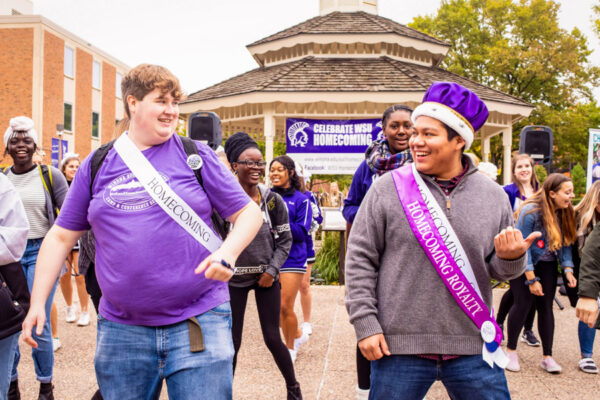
[56,124,64,167]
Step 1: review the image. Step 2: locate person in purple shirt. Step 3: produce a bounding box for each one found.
[270,155,312,363]
[342,104,414,399]
[20,64,262,400]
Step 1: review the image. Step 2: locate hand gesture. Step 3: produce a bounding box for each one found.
[257,272,274,288]
[195,252,235,282]
[576,297,599,328]
[565,271,577,288]
[494,227,542,260]
[21,304,46,348]
[529,281,544,296]
[358,333,391,361]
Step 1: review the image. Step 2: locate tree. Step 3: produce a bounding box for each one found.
[535,164,547,184]
[571,163,586,199]
[410,0,600,171]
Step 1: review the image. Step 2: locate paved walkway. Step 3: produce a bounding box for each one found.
[14,284,600,399]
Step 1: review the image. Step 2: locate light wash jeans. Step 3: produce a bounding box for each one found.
[0,332,19,400]
[370,355,511,400]
[95,302,234,400]
[11,238,58,384]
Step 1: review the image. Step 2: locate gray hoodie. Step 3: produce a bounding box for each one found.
[345,159,526,355]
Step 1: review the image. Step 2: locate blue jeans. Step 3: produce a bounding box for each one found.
[11,238,58,383]
[370,355,511,400]
[0,333,19,400]
[578,320,597,358]
[95,302,234,400]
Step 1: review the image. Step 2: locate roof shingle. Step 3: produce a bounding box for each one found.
[248,11,448,47]
[184,57,530,107]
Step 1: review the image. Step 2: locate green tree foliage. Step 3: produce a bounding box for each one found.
[410,0,600,170]
[571,163,587,199]
[535,164,547,184]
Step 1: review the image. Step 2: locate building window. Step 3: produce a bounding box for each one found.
[63,103,73,132]
[64,46,74,77]
[92,112,100,138]
[116,72,122,98]
[93,61,101,89]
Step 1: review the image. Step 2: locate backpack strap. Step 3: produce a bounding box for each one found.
[90,140,115,196]
[39,165,59,218]
[179,136,205,191]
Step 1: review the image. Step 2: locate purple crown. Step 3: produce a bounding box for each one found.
[422,82,488,132]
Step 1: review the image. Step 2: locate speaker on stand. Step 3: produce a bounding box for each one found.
[188,111,222,150]
[518,125,553,170]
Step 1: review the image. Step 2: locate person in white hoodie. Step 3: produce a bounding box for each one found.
[0,173,29,399]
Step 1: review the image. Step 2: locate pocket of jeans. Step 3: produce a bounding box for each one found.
[208,301,231,316]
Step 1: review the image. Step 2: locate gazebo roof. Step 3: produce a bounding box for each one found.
[183,56,531,108]
[248,11,449,47]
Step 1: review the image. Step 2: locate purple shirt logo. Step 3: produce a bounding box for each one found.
[103,172,170,212]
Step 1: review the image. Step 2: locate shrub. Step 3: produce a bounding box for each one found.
[314,231,340,284]
[535,164,547,184]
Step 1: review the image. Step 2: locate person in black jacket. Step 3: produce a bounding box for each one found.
[0,173,29,399]
[223,132,301,400]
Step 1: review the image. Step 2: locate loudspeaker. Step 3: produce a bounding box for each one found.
[518,125,553,168]
[188,112,222,150]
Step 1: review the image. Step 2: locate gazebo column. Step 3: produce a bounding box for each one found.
[264,107,275,181]
[503,126,512,185]
[482,134,491,163]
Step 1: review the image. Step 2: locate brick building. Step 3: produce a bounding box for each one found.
[0,0,129,165]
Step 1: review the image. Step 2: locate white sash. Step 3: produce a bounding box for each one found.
[113,133,222,253]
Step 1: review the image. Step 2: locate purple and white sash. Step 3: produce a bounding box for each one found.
[392,164,508,369]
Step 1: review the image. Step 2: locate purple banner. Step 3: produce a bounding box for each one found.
[61,139,68,158]
[286,118,382,154]
[51,138,59,168]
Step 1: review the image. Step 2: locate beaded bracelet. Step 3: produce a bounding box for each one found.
[524,277,541,286]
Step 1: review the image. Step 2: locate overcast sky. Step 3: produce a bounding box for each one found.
[33,0,600,97]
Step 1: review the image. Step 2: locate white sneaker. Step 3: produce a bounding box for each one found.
[356,386,369,400]
[77,311,90,326]
[288,348,297,363]
[65,305,77,323]
[52,338,61,352]
[293,332,309,351]
[302,322,313,336]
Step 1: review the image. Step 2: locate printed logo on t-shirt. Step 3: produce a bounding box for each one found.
[103,172,169,212]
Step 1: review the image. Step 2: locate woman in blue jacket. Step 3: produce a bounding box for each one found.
[270,155,312,363]
[507,173,577,373]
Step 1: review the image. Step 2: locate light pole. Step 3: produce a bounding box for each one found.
[56,123,64,167]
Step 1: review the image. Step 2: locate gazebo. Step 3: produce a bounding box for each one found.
[180,0,533,184]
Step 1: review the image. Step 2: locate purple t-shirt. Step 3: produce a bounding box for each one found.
[56,134,250,326]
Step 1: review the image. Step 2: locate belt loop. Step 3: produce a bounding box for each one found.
[187,317,205,353]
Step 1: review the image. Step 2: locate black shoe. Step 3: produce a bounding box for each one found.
[8,379,20,400]
[91,389,104,400]
[287,382,303,400]
[520,330,541,347]
[38,382,54,400]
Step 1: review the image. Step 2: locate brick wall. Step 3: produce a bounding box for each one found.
[101,62,116,143]
[75,48,92,157]
[0,28,33,164]
[42,31,64,164]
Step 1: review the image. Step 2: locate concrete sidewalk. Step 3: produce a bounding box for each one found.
[14,285,600,399]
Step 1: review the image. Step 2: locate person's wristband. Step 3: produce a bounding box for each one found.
[563,267,574,274]
[524,277,541,286]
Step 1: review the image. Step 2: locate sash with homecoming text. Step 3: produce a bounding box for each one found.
[392,164,508,369]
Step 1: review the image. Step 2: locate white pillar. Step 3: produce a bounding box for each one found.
[264,107,275,183]
[503,127,512,185]
[482,134,491,163]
